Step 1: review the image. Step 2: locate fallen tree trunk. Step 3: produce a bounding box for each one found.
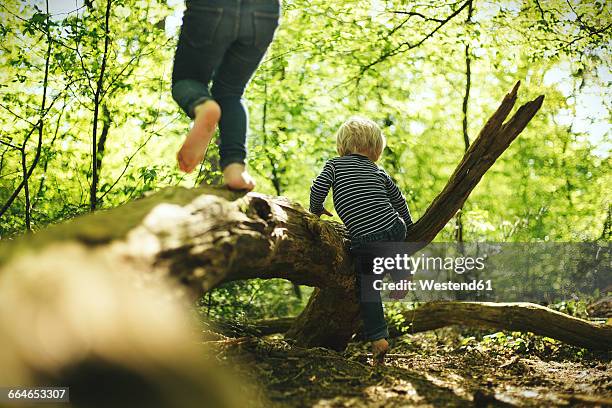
[253,302,612,351]
[0,244,251,407]
[396,302,612,350]
[0,82,559,354]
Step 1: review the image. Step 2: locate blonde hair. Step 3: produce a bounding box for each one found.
[336,116,386,161]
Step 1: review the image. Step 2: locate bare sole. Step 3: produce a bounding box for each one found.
[177,100,221,173]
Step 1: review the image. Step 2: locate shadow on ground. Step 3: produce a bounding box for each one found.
[207,327,611,407]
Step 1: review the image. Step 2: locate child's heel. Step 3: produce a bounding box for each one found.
[371,338,389,366]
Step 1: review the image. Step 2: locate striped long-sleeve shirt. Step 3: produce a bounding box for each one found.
[309,153,413,238]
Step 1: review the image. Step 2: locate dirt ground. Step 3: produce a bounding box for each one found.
[206,327,611,407]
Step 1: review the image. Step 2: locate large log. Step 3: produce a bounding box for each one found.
[0,82,548,354]
[395,301,612,350]
[0,244,250,407]
[0,187,352,293]
[253,302,612,351]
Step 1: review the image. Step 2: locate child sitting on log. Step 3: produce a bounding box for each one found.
[309,116,413,365]
[171,0,280,190]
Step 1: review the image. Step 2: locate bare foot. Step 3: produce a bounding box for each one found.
[371,338,389,366]
[177,99,221,173]
[223,163,256,191]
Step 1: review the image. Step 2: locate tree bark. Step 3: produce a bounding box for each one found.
[254,301,612,351]
[392,301,612,350]
[94,104,111,204]
[90,0,112,211]
[0,237,252,408]
[0,82,557,353]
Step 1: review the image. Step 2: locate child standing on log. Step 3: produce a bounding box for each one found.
[172,0,280,190]
[309,117,413,365]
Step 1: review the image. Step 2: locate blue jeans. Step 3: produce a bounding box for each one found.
[351,218,407,341]
[172,0,280,169]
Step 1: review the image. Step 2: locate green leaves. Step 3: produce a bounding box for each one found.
[0,0,608,244]
[23,11,49,36]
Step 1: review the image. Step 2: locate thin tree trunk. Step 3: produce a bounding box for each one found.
[0,128,37,219]
[262,81,283,196]
[33,99,68,209]
[90,0,112,211]
[93,104,111,206]
[261,80,298,297]
[20,149,31,231]
[599,204,611,241]
[0,0,52,226]
[454,0,473,243]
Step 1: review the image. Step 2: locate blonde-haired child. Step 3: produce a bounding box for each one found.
[310,116,413,364]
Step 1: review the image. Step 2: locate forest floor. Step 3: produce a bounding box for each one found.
[205,326,611,407]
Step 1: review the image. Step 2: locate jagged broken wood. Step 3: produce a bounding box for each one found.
[5,82,605,359]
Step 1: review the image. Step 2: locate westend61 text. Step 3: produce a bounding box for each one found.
[373,279,493,292]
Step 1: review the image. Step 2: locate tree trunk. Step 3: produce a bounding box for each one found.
[0,82,561,353]
[0,236,252,408]
[253,301,612,351]
[393,301,612,350]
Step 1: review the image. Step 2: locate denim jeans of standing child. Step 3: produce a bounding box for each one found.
[351,217,407,341]
[172,0,280,169]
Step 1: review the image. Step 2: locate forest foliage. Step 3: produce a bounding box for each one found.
[0,0,609,317]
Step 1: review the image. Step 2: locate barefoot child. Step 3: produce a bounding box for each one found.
[172,0,280,190]
[309,116,413,365]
